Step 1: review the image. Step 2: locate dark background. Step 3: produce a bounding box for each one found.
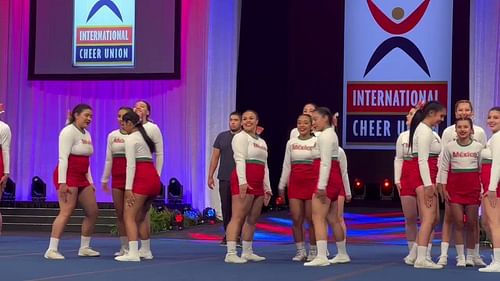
[235,0,470,204]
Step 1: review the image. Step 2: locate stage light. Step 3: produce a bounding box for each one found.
[275,196,285,206]
[352,178,366,200]
[203,207,217,224]
[167,178,183,204]
[2,178,15,202]
[380,178,394,200]
[174,213,184,230]
[183,208,202,224]
[31,176,46,202]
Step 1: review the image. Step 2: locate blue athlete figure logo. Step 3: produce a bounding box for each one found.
[86,0,123,22]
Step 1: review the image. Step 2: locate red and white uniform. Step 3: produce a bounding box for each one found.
[53,124,94,189]
[408,123,441,188]
[101,130,127,189]
[231,131,271,196]
[0,121,12,176]
[439,140,483,205]
[312,127,341,201]
[278,136,317,200]
[125,131,161,196]
[394,130,415,196]
[481,132,500,197]
[143,122,164,176]
[338,147,352,198]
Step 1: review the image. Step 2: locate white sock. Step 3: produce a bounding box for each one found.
[140,239,151,252]
[48,237,59,251]
[466,247,474,258]
[120,236,128,249]
[226,241,237,255]
[408,241,415,252]
[80,236,91,249]
[417,246,427,262]
[296,242,305,251]
[494,248,500,263]
[426,243,433,258]
[336,240,347,255]
[440,242,449,257]
[242,241,253,256]
[309,244,317,251]
[316,240,327,259]
[474,243,480,257]
[456,244,465,257]
[128,241,139,256]
[408,243,417,259]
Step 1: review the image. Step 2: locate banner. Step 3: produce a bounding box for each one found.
[73,0,135,67]
[343,0,453,149]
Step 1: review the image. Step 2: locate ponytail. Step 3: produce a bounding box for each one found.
[409,101,445,149]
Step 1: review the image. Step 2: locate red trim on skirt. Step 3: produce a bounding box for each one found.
[447,171,481,205]
[111,157,126,190]
[53,155,91,189]
[231,163,265,196]
[132,162,161,196]
[400,159,416,197]
[481,163,500,198]
[312,159,341,201]
[288,163,316,200]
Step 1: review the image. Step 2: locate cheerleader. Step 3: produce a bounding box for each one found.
[439,118,483,267]
[0,111,11,235]
[224,110,272,264]
[304,107,345,267]
[45,104,99,260]
[101,107,133,256]
[326,146,351,263]
[437,100,487,266]
[133,100,164,260]
[479,107,500,272]
[278,114,317,261]
[290,103,317,139]
[394,107,420,264]
[115,111,161,262]
[409,101,446,269]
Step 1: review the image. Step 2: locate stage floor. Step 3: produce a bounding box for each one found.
[0,208,496,281]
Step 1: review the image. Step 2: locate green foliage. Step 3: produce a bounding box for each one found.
[149,207,173,234]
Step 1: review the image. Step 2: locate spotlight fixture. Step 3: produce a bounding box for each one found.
[167,178,183,204]
[203,207,217,224]
[352,178,366,200]
[31,176,46,202]
[380,178,394,200]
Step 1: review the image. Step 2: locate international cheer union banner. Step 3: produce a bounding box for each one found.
[343,0,452,149]
[73,0,135,67]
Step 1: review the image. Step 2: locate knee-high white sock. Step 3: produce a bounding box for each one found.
[417,246,427,262]
[474,243,480,257]
[316,240,327,259]
[456,244,465,257]
[226,241,237,255]
[80,236,91,249]
[440,242,449,257]
[242,241,253,256]
[140,239,151,252]
[336,240,347,255]
[48,237,59,251]
[128,241,139,256]
[466,247,475,259]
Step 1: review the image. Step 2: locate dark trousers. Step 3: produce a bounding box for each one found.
[218,180,232,231]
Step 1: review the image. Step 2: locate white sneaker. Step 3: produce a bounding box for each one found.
[114,247,129,256]
[437,255,447,266]
[414,259,443,269]
[44,249,65,260]
[292,250,307,261]
[139,249,154,260]
[241,253,266,262]
[224,253,247,264]
[306,249,317,261]
[404,254,416,265]
[472,256,487,267]
[115,253,140,262]
[78,247,100,257]
[478,262,500,272]
[329,254,351,264]
[456,255,466,267]
[304,257,330,267]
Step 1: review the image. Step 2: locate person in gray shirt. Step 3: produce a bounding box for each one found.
[208,111,242,245]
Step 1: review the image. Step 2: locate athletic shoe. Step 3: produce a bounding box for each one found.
[306,248,317,261]
[115,253,140,262]
[114,247,128,256]
[478,262,500,272]
[241,253,266,262]
[304,257,330,267]
[78,247,100,257]
[138,249,154,260]
[404,254,416,265]
[437,255,448,266]
[456,255,466,267]
[414,259,443,269]
[329,254,351,264]
[224,253,247,264]
[44,249,65,260]
[472,255,487,267]
[292,250,307,261]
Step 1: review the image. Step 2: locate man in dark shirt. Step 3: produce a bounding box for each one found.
[208,111,242,245]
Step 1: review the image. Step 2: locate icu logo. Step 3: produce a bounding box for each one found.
[364,0,430,77]
[87,0,123,22]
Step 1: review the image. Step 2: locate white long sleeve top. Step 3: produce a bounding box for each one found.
[338,147,352,197]
[0,121,11,175]
[487,132,500,192]
[101,129,127,183]
[232,131,272,194]
[58,124,94,184]
[312,127,339,190]
[411,123,441,187]
[143,122,163,176]
[278,136,317,191]
[438,140,483,183]
[394,130,411,185]
[125,131,154,191]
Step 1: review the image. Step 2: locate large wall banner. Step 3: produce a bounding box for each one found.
[343,0,452,149]
[73,0,135,67]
